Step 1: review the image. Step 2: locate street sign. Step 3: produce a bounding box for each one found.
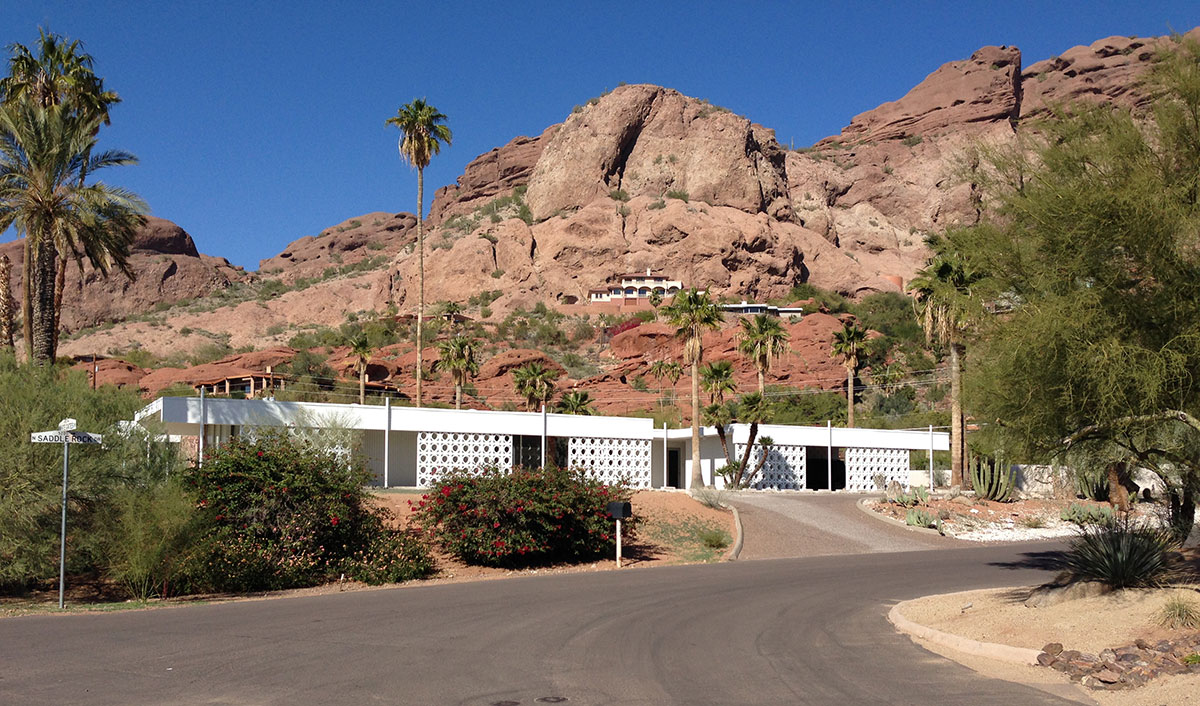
[30,430,103,444]
[30,420,105,609]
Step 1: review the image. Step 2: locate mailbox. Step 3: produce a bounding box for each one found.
[607,501,632,519]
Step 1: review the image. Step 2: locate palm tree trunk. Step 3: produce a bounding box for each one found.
[415,167,425,408]
[757,367,765,395]
[30,240,57,364]
[22,238,33,361]
[455,382,462,410]
[950,342,965,487]
[51,255,66,356]
[736,422,759,488]
[846,365,855,428]
[690,358,705,489]
[715,425,730,464]
[359,368,365,405]
[0,254,13,351]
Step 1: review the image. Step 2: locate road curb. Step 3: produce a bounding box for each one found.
[721,504,743,561]
[888,596,1042,665]
[855,496,946,537]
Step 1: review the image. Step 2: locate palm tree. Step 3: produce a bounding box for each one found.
[699,359,737,405]
[737,314,790,394]
[731,392,773,488]
[0,100,144,362]
[702,401,736,463]
[386,99,452,408]
[348,333,372,404]
[0,254,12,351]
[434,335,478,410]
[648,359,682,390]
[830,320,867,428]
[662,288,723,489]
[512,362,559,411]
[2,29,122,355]
[557,390,595,415]
[910,236,984,486]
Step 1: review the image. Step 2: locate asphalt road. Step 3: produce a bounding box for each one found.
[0,543,1075,706]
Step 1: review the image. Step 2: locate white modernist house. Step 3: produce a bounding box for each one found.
[588,268,684,303]
[135,397,949,491]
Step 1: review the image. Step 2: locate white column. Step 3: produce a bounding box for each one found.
[928,424,935,489]
[826,419,833,491]
[384,397,392,488]
[541,404,547,468]
[199,388,206,469]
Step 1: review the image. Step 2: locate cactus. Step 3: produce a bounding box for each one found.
[1060,502,1114,526]
[970,453,1015,502]
[887,484,928,508]
[906,508,945,534]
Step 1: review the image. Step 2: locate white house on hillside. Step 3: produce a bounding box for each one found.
[134,397,948,491]
[588,268,683,303]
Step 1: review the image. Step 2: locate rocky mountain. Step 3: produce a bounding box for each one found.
[1,216,245,332]
[32,28,1197,375]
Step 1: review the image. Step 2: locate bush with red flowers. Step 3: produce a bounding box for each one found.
[414,466,638,567]
[181,431,432,592]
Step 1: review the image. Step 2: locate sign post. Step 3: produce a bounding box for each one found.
[31,419,103,609]
[607,501,632,568]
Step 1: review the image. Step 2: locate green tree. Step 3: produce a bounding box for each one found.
[737,314,790,394]
[662,288,723,489]
[557,390,595,415]
[1,29,123,356]
[347,333,372,405]
[830,321,866,428]
[909,232,984,486]
[434,335,479,410]
[648,359,682,389]
[387,99,452,408]
[512,361,559,411]
[0,101,144,362]
[960,38,1200,540]
[699,359,736,405]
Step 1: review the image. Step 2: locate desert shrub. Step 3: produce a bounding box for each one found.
[104,480,203,600]
[415,466,637,568]
[633,310,656,322]
[901,135,923,147]
[1075,466,1110,501]
[698,528,731,549]
[690,487,728,509]
[665,189,689,202]
[0,355,147,590]
[607,319,641,337]
[609,189,630,202]
[1159,595,1200,629]
[1065,516,1180,589]
[182,431,431,592]
[647,198,666,210]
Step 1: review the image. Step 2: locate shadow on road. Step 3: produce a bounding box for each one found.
[986,549,1068,572]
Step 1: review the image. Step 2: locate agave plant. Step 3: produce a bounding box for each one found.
[1065,516,1180,589]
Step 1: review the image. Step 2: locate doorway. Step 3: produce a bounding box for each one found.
[668,448,681,488]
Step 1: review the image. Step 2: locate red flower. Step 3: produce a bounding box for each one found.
[330,516,340,526]
[440,486,453,497]
[257,451,263,457]
[492,521,500,528]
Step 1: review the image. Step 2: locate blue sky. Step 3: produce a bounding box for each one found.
[3,1,1198,270]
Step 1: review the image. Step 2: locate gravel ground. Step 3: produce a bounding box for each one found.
[900,586,1200,706]
[728,491,962,559]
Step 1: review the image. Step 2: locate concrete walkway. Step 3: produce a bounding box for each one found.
[728,491,962,560]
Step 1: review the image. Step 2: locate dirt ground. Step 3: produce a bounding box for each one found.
[897,577,1200,705]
